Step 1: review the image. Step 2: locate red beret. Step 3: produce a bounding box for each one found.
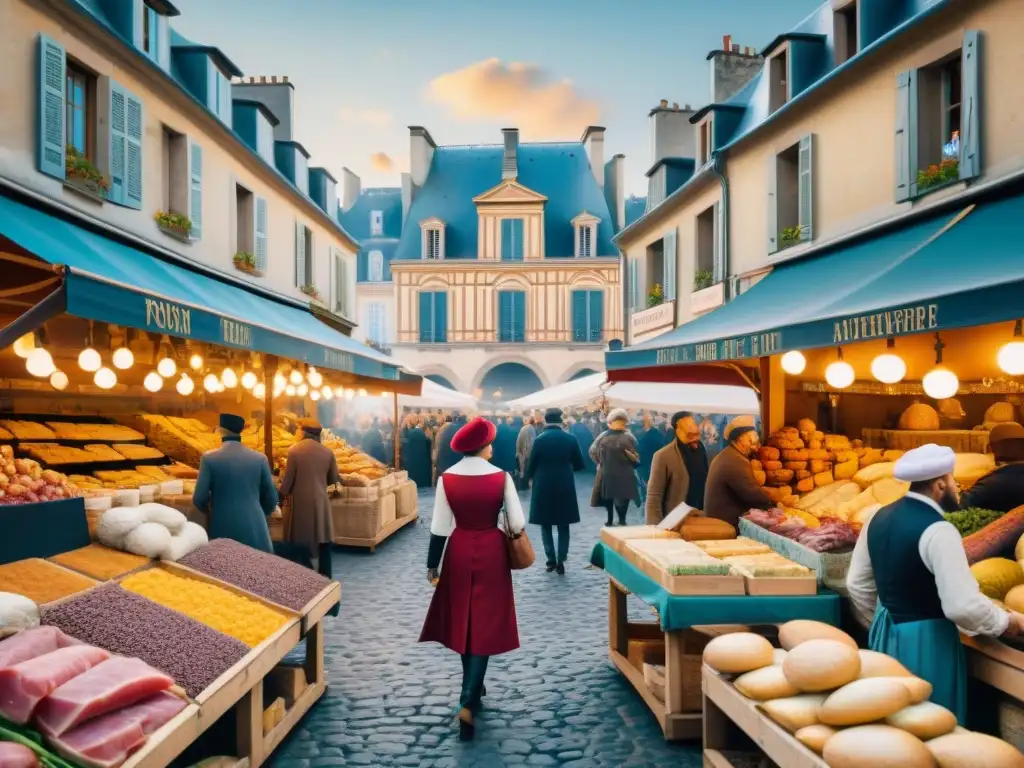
[451,417,496,454]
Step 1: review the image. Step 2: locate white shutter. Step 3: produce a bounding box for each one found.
[663,229,677,301]
[188,141,202,238]
[294,222,306,287]
[254,197,268,272]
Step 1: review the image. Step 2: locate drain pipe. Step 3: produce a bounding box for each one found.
[711,152,731,300]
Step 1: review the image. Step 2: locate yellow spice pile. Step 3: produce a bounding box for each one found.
[50,544,150,580]
[0,559,97,603]
[120,568,289,647]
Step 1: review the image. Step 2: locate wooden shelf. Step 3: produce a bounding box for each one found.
[333,511,418,553]
[610,648,702,740]
[963,634,1024,701]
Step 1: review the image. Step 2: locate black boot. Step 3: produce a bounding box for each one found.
[546,561,556,572]
[556,562,565,575]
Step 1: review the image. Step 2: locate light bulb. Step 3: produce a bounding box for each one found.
[93,367,117,390]
[871,353,907,384]
[824,360,855,389]
[344,388,355,401]
[221,367,238,388]
[241,371,257,389]
[143,372,163,392]
[297,383,309,396]
[204,373,220,393]
[13,334,35,358]
[78,347,102,372]
[335,387,345,398]
[310,389,321,401]
[253,382,266,399]
[176,374,194,396]
[26,348,56,377]
[321,386,333,400]
[357,388,367,397]
[285,384,297,396]
[998,341,1024,376]
[216,380,226,393]
[50,370,69,391]
[780,350,806,375]
[189,353,204,370]
[307,368,323,388]
[380,391,391,398]
[274,373,286,389]
[111,346,134,370]
[289,369,303,385]
[923,367,959,400]
[157,357,176,378]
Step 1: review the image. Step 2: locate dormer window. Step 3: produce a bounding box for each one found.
[420,217,445,260]
[368,250,384,281]
[834,0,859,65]
[142,4,159,60]
[572,212,600,258]
[370,210,383,237]
[699,117,714,166]
[768,47,790,113]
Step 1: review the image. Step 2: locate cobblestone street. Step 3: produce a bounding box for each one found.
[271,474,703,767]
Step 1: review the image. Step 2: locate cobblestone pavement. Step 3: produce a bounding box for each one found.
[270,474,703,768]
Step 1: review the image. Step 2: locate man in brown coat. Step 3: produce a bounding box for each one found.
[278,419,341,579]
[646,412,709,524]
[703,421,773,528]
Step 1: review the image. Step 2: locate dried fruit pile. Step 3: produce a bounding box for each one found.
[0,559,97,604]
[49,544,151,580]
[0,446,81,505]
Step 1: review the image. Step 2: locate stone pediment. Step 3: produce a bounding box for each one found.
[472,180,548,204]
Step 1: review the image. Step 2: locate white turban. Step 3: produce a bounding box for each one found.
[893,443,955,483]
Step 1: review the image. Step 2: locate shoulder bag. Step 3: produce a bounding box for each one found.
[501,502,535,570]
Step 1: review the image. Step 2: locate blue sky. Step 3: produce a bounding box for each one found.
[174,0,822,196]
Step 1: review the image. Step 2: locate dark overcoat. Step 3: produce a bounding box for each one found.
[570,423,596,472]
[526,425,585,526]
[589,428,641,506]
[492,423,519,474]
[278,438,341,557]
[401,427,432,488]
[435,419,465,475]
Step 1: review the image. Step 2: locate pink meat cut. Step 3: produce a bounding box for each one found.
[0,742,39,768]
[0,626,78,670]
[0,645,111,723]
[34,656,173,737]
[48,692,187,768]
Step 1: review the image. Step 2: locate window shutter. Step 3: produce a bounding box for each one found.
[109,82,128,205]
[584,225,592,257]
[37,35,66,180]
[305,230,315,287]
[766,154,778,254]
[895,69,918,201]
[500,219,512,260]
[220,73,232,127]
[435,292,448,342]
[712,201,724,283]
[254,197,268,272]
[499,291,512,341]
[663,229,677,301]
[628,259,639,311]
[959,31,981,182]
[188,141,202,237]
[513,292,526,341]
[157,16,170,69]
[335,252,347,314]
[124,89,143,209]
[512,219,524,260]
[588,290,603,342]
[369,250,383,281]
[571,290,587,342]
[798,134,814,242]
[418,293,432,342]
[294,222,306,287]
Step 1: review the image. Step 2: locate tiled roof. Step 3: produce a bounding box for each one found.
[624,196,648,227]
[394,142,617,261]
[340,188,403,241]
[356,241,398,282]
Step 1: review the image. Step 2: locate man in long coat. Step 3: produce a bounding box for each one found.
[569,417,596,473]
[401,417,433,488]
[636,414,665,504]
[193,413,278,553]
[589,409,640,525]
[491,416,518,475]
[703,421,773,527]
[526,408,584,574]
[515,417,537,489]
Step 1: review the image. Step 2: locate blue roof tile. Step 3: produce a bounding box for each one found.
[624,196,647,227]
[394,142,617,261]
[339,188,403,241]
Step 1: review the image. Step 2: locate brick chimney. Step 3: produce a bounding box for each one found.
[232,75,294,141]
[582,126,606,188]
[648,100,697,166]
[408,126,436,188]
[341,167,360,213]
[707,34,763,103]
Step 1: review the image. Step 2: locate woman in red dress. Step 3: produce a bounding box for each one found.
[419,416,525,740]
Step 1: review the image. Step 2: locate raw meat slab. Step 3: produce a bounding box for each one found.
[0,644,110,723]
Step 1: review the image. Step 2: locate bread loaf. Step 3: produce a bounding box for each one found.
[759,694,827,733]
[734,664,800,701]
[702,632,774,674]
[818,678,912,726]
[823,725,934,767]
[779,620,858,650]
[926,731,1024,767]
[885,701,957,740]
[782,639,861,692]
[795,724,837,754]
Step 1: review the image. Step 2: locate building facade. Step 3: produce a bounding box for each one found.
[2,0,357,329]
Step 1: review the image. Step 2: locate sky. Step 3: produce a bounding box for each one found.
[174,0,823,197]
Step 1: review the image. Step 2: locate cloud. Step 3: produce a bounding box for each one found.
[427,58,600,140]
[339,108,393,127]
[369,152,395,172]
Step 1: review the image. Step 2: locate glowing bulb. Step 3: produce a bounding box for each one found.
[310,389,321,401]
[13,334,35,358]
[241,371,257,389]
[824,361,855,389]
[221,367,238,388]
[50,370,69,391]
[289,369,303,385]
[189,353,204,370]
[998,341,1024,376]
[335,387,345,398]
[157,357,176,378]
[871,353,907,384]
[176,374,194,396]
[143,372,163,392]
[321,386,333,400]
[204,373,220,393]
[357,388,367,397]
[26,348,55,377]
[307,368,323,388]
[93,367,117,390]
[923,367,959,400]
[253,382,266,399]
[78,347,102,372]
[344,388,355,401]
[274,373,286,389]
[381,391,391,398]
[112,347,134,370]
[780,351,806,375]
[297,382,309,396]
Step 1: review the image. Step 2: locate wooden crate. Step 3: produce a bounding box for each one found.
[394,480,418,518]
[744,575,818,596]
[331,494,394,540]
[635,554,746,596]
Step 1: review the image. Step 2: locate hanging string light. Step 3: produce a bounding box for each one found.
[176,373,195,396]
[189,352,204,371]
[998,319,1024,376]
[203,373,220,393]
[310,389,321,401]
[871,338,907,384]
[13,333,35,359]
[221,366,239,389]
[297,382,309,397]
[111,330,134,370]
[357,388,367,397]
[307,367,323,388]
[781,350,807,375]
[289,368,303,385]
[93,367,117,390]
[253,382,266,399]
[241,371,257,390]
[824,348,855,389]
[143,372,164,392]
[923,333,959,400]
[50,371,69,391]
[285,384,297,397]
[321,386,333,400]
[156,337,176,378]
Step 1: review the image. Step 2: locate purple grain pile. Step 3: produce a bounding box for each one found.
[41,583,248,698]
[179,538,332,611]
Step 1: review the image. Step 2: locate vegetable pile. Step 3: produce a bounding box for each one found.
[944,507,1004,537]
[0,447,80,505]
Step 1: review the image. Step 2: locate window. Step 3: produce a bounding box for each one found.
[424,228,442,259]
[333,250,350,316]
[209,63,232,125]
[696,205,717,288]
[295,223,313,289]
[699,119,713,166]
[160,126,194,233]
[501,218,524,260]
[368,303,386,344]
[235,183,254,257]
[65,61,95,157]
[834,1,858,65]
[368,250,384,281]
[419,291,447,343]
[767,135,814,254]
[645,240,664,302]
[370,210,383,237]
[769,49,789,113]
[577,225,593,258]
[498,291,526,342]
[647,166,666,210]
[256,116,274,163]
[142,4,159,61]
[571,290,604,342]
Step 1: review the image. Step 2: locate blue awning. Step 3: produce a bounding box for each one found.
[0,195,401,381]
[608,190,1024,370]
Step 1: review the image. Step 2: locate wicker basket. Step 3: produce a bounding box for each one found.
[395,480,418,518]
[331,494,395,540]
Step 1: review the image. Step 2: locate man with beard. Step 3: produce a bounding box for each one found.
[702,420,772,527]
[646,412,709,523]
[847,444,1024,725]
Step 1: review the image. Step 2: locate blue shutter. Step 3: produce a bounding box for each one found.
[37,35,66,180]
[712,201,724,283]
[895,69,918,201]
[766,154,778,254]
[254,197,268,272]
[512,219,524,260]
[419,293,433,342]
[220,72,232,128]
[798,134,814,241]
[959,31,981,182]
[109,82,127,205]
[501,219,512,260]
[499,291,512,341]
[588,290,604,342]
[572,290,587,342]
[188,141,202,238]
[294,222,306,287]
[124,89,143,209]
[434,292,448,342]
[663,229,677,301]
[157,14,170,69]
[513,291,526,342]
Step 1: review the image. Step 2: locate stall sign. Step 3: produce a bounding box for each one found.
[144,298,192,335]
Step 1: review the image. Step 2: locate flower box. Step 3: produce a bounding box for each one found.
[300,285,323,302]
[232,255,263,278]
[157,223,193,243]
[154,211,193,242]
[64,176,107,204]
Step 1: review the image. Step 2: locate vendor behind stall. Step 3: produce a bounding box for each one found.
[960,422,1024,512]
[847,444,1024,724]
[702,420,772,527]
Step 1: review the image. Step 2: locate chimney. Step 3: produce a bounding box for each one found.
[341,167,360,213]
[501,128,519,180]
[409,126,436,187]
[707,35,763,103]
[232,75,295,142]
[401,172,413,223]
[581,126,606,188]
[648,102,697,167]
[603,154,625,231]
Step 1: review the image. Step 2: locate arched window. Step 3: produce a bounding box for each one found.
[368,250,384,282]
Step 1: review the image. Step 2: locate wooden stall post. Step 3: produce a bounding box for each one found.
[392,392,401,469]
[759,355,786,436]
[263,354,277,467]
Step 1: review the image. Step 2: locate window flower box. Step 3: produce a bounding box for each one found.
[154,211,193,242]
[694,269,714,292]
[647,283,664,308]
[232,252,263,277]
[917,158,960,194]
[779,225,806,250]
[64,146,109,203]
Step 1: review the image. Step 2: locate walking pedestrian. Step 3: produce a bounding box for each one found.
[491,415,518,475]
[515,417,537,489]
[435,411,467,476]
[420,417,524,741]
[526,408,585,574]
[636,414,664,505]
[589,409,640,526]
[401,416,432,488]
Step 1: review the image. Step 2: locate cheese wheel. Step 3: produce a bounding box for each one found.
[783,639,861,692]
[824,725,934,767]
[795,724,838,754]
[818,678,912,726]
[734,664,800,701]
[702,632,774,674]
[886,702,957,740]
[871,675,933,704]
[859,650,912,679]
[759,694,827,733]
[772,648,788,665]
[779,620,858,650]
[926,731,1024,767]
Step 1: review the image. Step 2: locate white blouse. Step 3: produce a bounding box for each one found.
[429,456,527,537]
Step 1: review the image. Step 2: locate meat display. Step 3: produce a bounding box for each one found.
[0,626,78,669]
[0,644,110,723]
[0,742,39,768]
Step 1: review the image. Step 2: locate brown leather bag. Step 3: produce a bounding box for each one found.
[501,504,535,570]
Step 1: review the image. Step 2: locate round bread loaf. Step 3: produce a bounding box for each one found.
[779,619,858,650]
[885,701,957,740]
[734,664,800,701]
[926,731,1024,767]
[818,678,912,727]
[859,649,911,678]
[794,724,837,754]
[823,725,934,767]
[759,694,827,733]
[702,632,774,674]
[782,639,861,692]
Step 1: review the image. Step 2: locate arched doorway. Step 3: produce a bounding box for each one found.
[569,368,598,381]
[426,374,456,390]
[480,363,544,401]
